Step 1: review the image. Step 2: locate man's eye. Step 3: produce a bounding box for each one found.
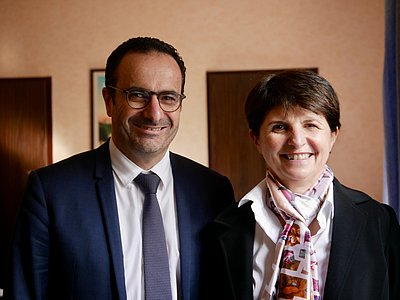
[160,93,179,102]
[130,91,148,99]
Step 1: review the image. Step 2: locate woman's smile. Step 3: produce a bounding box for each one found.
[282,153,313,161]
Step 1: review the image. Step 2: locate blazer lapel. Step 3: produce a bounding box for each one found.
[216,202,255,299]
[324,179,368,299]
[95,142,127,299]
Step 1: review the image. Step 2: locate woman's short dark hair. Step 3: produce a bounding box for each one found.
[105,37,186,93]
[245,69,341,137]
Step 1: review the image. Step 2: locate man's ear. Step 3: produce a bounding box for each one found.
[102,87,113,117]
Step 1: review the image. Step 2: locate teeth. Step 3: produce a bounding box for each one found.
[286,153,310,160]
[143,126,162,131]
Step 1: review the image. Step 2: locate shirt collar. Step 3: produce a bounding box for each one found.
[109,138,171,188]
[239,179,282,243]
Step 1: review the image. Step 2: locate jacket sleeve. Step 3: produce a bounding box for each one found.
[383,204,400,300]
[5,171,49,300]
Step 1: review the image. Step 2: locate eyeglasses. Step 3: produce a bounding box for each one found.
[107,85,185,112]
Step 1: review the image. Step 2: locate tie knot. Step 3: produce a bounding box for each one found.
[134,172,160,195]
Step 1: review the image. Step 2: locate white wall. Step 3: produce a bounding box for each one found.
[0,0,384,200]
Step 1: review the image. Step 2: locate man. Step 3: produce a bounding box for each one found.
[6,37,235,299]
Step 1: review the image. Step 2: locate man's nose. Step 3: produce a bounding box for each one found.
[142,96,163,121]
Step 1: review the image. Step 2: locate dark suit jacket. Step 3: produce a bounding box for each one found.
[206,178,400,300]
[6,141,235,299]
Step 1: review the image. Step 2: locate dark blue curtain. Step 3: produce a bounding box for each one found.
[383,0,400,220]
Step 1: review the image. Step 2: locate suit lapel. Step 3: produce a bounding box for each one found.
[174,183,192,299]
[324,179,368,298]
[94,142,127,299]
[170,153,192,299]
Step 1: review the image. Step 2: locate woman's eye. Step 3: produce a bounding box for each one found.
[272,124,286,132]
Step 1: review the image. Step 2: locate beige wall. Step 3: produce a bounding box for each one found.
[1,0,384,200]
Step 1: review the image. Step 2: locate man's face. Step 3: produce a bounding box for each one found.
[103,52,183,169]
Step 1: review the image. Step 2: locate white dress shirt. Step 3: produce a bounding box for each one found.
[109,139,181,300]
[239,178,334,300]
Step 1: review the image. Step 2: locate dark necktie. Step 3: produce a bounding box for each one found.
[134,172,172,300]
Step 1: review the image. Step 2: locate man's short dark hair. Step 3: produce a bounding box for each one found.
[105,37,186,93]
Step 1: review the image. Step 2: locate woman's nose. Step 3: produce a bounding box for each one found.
[287,128,306,146]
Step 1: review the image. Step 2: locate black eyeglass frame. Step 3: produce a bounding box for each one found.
[107,85,185,112]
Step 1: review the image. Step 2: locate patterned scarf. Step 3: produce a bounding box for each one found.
[262,166,334,300]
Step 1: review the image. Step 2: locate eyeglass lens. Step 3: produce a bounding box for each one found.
[127,90,183,112]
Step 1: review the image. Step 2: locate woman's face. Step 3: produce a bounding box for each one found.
[251,105,339,193]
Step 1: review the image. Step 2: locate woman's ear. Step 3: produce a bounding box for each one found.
[330,126,340,152]
[250,129,258,145]
[250,129,262,153]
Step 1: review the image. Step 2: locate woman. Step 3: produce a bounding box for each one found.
[206,70,400,300]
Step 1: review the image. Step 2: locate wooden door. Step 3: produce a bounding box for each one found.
[0,77,52,289]
[207,70,275,200]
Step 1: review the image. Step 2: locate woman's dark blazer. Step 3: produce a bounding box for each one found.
[206,178,400,300]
